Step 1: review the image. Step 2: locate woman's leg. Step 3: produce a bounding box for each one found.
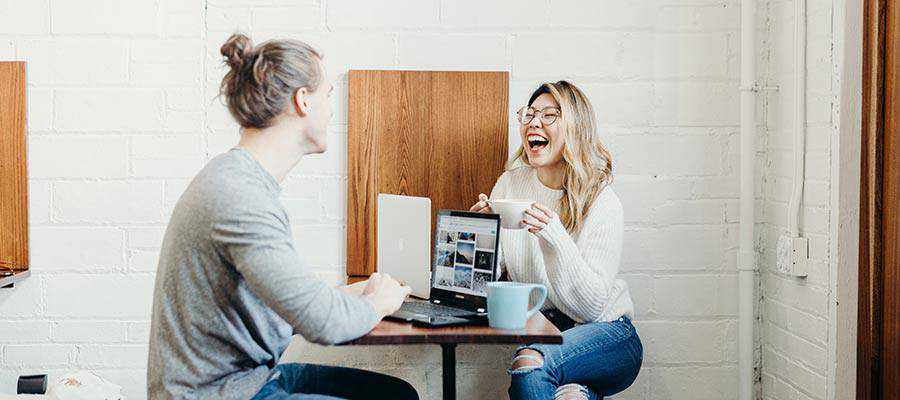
[252,363,419,400]
[508,317,643,400]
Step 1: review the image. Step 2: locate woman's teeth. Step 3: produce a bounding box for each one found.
[527,137,549,150]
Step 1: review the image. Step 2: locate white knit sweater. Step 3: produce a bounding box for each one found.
[490,166,634,323]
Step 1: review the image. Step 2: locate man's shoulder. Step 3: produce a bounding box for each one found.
[176,152,282,224]
[199,152,278,202]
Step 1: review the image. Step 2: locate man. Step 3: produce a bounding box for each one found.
[148,34,416,400]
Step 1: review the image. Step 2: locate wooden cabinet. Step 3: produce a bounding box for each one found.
[346,70,509,280]
[0,62,28,271]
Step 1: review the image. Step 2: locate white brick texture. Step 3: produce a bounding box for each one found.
[53,181,166,224]
[18,39,129,86]
[54,89,165,132]
[758,0,840,398]
[0,0,49,35]
[51,321,127,343]
[45,275,155,319]
[51,0,159,35]
[29,136,129,179]
[29,227,125,271]
[0,0,847,399]
[326,0,439,28]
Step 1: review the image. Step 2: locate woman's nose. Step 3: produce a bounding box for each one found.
[528,115,543,129]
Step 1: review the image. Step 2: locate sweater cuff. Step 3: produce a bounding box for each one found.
[535,217,570,251]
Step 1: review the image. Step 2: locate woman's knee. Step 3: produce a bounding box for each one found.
[554,383,590,400]
[510,348,545,373]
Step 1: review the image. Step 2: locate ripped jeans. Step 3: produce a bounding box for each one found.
[508,310,642,400]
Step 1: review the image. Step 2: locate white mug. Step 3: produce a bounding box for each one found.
[488,199,532,230]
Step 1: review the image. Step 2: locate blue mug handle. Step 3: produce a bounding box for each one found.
[525,284,548,319]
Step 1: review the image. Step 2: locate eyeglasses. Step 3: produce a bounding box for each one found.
[516,106,560,126]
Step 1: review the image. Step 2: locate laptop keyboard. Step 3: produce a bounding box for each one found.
[398,301,475,318]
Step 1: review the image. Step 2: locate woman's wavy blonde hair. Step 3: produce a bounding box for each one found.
[509,80,613,234]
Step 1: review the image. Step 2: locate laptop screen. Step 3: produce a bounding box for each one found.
[432,213,499,298]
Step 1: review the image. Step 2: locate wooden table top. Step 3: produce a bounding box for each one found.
[342,312,563,346]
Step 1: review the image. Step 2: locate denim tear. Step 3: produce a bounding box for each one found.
[554,383,589,400]
[508,349,545,375]
[508,365,541,375]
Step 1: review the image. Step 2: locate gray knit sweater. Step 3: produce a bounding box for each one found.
[148,148,378,400]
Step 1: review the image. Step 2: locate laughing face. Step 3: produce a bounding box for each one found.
[520,93,565,168]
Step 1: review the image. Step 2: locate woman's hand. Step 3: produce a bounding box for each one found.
[469,193,493,213]
[523,203,557,235]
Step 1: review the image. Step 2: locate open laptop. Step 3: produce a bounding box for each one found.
[377,194,501,323]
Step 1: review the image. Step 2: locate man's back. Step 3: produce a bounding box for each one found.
[147,148,378,400]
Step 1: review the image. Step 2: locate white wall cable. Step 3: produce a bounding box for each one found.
[776,0,810,278]
[789,0,808,237]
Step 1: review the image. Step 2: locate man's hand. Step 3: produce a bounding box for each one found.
[361,272,411,319]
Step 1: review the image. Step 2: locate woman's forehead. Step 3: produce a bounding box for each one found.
[531,93,558,108]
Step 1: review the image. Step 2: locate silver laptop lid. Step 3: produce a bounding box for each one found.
[376,194,432,299]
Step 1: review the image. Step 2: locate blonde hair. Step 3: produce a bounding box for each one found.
[509,80,613,234]
[219,33,323,129]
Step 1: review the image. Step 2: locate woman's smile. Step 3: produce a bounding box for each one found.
[525,128,554,163]
[526,131,550,153]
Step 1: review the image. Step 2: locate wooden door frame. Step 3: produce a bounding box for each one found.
[858,0,883,397]
[859,0,898,397]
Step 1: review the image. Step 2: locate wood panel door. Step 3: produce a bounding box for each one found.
[859,0,900,397]
[0,62,28,271]
[347,70,509,280]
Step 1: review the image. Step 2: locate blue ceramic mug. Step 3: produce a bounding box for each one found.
[486,282,548,330]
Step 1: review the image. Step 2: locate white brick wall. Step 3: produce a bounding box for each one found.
[0,0,50,35]
[0,0,829,399]
[757,0,841,399]
[51,0,159,36]
[54,89,165,131]
[18,39,130,86]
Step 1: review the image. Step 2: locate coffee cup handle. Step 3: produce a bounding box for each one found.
[525,284,548,320]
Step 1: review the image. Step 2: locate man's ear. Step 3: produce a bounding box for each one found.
[292,87,311,117]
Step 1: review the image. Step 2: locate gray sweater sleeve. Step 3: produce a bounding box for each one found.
[211,205,379,345]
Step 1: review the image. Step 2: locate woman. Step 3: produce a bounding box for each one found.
[470,81,642,400]
[148,33,417,400]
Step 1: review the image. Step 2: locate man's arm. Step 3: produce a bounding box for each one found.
[212,206,379,345]
[338,279,369,296]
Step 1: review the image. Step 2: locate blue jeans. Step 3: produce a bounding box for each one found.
[251,363,419,400]
[508,310,643,400]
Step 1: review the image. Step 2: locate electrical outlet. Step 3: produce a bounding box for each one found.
[790,237,809,277]
[776,235,809,277]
